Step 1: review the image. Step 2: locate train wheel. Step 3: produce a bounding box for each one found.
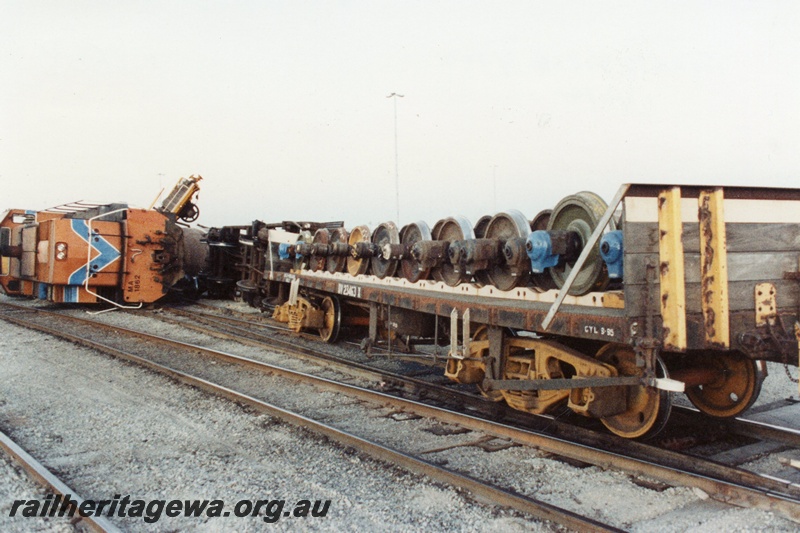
[472,215,493,287]
[370,222,400,279]
[529,209,557,292]
[310,228,329,272]
[597,344,672,440]
[685,352,762,418]
[326,227,349,273]
[547,191,613,295]
[346,225,371,276]
[431,216,474,286]
[473,215,492,238]
[319,296,341,343]
[294,231,313,271]
[470,326,504,402]
[484,209,531,291]
[400,221,432,282]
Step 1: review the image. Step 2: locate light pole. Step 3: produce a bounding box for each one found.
[387,92,404,223]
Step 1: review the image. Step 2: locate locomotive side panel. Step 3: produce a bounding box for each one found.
[34,218,124,287]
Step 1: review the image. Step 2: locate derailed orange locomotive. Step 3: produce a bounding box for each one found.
[0,176,207,306]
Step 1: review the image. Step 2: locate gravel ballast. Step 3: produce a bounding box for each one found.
[0,317,545,532]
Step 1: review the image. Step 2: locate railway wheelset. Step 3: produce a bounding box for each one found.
[276,190,611,295]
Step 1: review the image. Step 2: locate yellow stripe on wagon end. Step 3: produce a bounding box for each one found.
[698,188,730,348]
[658,187,687,351]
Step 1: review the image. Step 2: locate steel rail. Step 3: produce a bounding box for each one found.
[165,304,445,362]
[3,303,800,522]
[163,305,800,467]
[0,429,122,533]
[169,303,292,333]
[155,307,501,412]
[0,306,618,532]
[153,307,622,443]
[673,405,800,449]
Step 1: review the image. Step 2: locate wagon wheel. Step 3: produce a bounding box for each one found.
[547,192,614,295]
[597,344,672,440]
[400,221,432,282]
[483,209,531,291]
[529,209,556,292]
[370,222,400,279]
[310,228,329,272]
[431,216,474,286]
[471,326,504,402]
[326,227,349,273]
[319,296,341,343]
[473,215,493,287]
[685,352,763,418]
[294,230,313,271]
[346,225,371,276]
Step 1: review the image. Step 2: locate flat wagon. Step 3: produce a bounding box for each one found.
[199,184,800,437]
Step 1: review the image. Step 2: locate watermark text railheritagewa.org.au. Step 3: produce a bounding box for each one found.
[9,494,331,524]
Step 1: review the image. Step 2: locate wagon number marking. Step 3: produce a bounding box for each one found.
[338,283,362,298]
[584,325,615,338]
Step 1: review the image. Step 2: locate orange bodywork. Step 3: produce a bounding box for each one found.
[0,207,183,304]
[121,208,182,303]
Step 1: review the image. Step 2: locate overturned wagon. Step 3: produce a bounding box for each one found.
[204,184,800,439]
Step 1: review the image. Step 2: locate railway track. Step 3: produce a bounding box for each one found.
[0,428,121,533]
[0,301,619,531]
[154,305,514,418]
[164,303,800,453]
[2,301,800,525]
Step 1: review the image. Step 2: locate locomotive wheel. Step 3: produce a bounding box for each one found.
[370,222,400,279]
[483,209,531,291]
[294,231,313,271]
[319,296,341,343]
[310,228,329,272]
[431,216,474,286]
[547,191,613,295]
[685,352,762,418]
[597,344,672,440]
[346,225,371,276]
[472,215,493,287]
[326,227,349,273]
[529,210,557,292]
[400,221,432,282]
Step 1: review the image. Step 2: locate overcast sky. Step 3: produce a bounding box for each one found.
[2,2,799,228]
